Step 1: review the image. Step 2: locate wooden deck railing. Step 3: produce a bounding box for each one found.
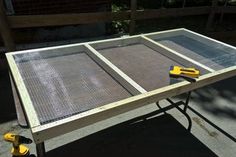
[1,0,236,51]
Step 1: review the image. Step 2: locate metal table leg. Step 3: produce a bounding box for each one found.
[36,142,46,157]
[165,91,192,131]
[156,102,167,115]
[183,91,192,112]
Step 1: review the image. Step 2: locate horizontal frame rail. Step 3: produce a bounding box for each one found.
[85,44,146,95]
[141,36,215,73]
[32,65,236,143]
[7,12,130,28]
[7,6,236,28]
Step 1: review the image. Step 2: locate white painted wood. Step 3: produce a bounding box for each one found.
[90,37,140,50]
[13,46,87,63]
[85,44,146,95]
[142,28,185,37]
[145,29,183,40]
[9,28,184,55]
[7,28,236,144]
[32,65,236,143]
[182,28,236,51]
[6,54,40,127]
[141,36,215,72]
[9,36,140,55]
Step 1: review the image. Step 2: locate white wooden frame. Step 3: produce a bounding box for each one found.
[6,28,236,144]
[146,28,236,71]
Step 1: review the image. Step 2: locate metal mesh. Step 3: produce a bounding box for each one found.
[14,51,131,124]
[98,44,186,91]
[156,35,236,70]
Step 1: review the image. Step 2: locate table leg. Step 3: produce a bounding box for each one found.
[156,102,167,115]
[166,91,193,131]
[36,142,46,157]
[183,91,191,112]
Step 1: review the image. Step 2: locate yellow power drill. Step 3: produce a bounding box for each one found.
[4,133,32,157]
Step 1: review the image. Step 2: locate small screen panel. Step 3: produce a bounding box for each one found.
[14,51,131,124]
[97,44,185,91]
[155,35,236,70]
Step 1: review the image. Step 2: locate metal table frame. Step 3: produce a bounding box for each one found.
[6,28,236,157]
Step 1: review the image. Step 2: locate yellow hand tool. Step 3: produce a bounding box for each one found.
[169,66,200,82]
[4,133,32,157]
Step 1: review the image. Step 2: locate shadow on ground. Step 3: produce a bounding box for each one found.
[0,69,16,123]
[47,114,217,157]
[176,76,236,120]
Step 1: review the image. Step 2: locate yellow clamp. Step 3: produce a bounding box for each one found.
[169,66,200,82]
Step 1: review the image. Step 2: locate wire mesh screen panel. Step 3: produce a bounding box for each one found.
[97,43,187,91]
[155,35,236,70]
[13,51,131,124]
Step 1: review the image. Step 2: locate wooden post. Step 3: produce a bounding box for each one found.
[0,0,15,52]
[161,0,165,8]
[182,0,186,8]
[206,0,218,31]
[36,142,46,157]
[129,0,137,35]
[220,0,228,23]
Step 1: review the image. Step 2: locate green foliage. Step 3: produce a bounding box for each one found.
[110,0,236,33]
[111,4,129,33]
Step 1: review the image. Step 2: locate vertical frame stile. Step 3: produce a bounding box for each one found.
[129,0,137,35]
[6,54,40,127]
